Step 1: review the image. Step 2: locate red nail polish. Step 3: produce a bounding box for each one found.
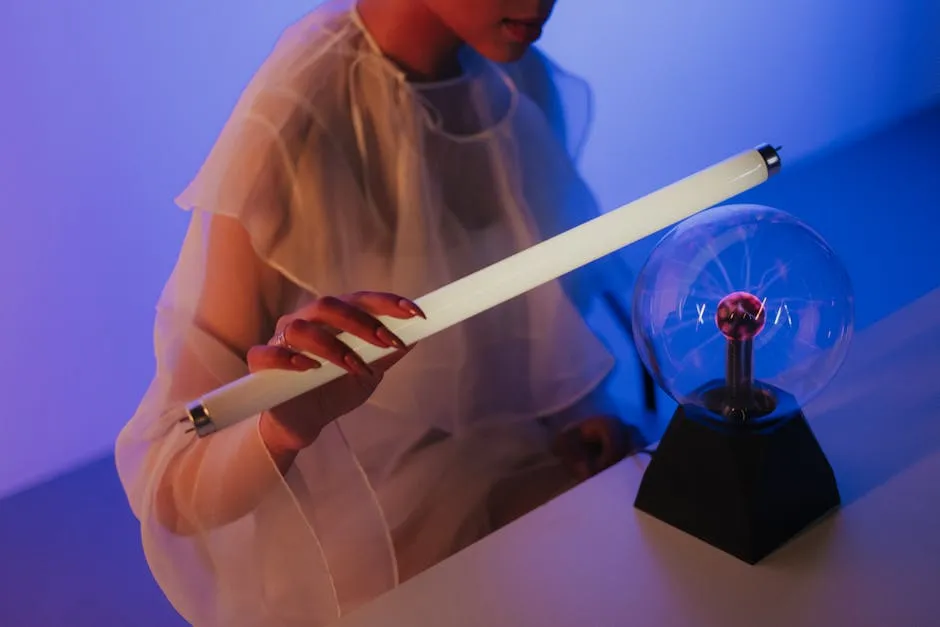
[376,327,407,349]
[291,354,320,370]
[399,299,426,319]
[345,353,374,377]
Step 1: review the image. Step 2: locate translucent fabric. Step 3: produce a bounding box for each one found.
[116,2,629,625]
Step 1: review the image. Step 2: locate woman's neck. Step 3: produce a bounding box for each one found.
[356,0,464,81]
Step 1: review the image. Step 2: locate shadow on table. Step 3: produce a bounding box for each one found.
[805,286,940,508]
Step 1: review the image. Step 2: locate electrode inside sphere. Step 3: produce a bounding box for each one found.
[716,291,766,340]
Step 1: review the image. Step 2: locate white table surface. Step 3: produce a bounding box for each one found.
[335,288,940,627]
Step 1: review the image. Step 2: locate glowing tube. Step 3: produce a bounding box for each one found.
[183,144,782,436]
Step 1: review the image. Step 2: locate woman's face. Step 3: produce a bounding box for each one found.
[423,0,558,62]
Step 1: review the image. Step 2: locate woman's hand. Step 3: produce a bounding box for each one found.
[552,415,640,482]
[249,291,424,459]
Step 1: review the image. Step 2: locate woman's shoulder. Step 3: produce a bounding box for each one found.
[244,4,363,132]
[174,4,364,219]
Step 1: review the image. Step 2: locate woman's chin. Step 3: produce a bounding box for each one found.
[472,40,532,64]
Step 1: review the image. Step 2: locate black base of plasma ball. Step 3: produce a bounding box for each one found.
[634,390,840,564]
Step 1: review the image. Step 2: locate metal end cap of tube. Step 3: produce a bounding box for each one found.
[756,143,782,177]
[186,403,218,437]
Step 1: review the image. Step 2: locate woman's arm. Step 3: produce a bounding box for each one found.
[148,213,293,536]
[141,212,417,536]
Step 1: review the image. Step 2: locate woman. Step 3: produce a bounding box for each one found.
[116,0,639,625]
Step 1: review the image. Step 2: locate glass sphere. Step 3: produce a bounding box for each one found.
[631,204,854,422]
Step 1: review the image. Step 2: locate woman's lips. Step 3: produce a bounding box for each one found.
[501,18,544,44]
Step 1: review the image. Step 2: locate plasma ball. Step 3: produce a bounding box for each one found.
[716,291,766,340]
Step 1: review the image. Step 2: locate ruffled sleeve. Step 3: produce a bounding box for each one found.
[115,207,347,626]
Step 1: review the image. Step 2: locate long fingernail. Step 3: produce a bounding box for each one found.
[398,299,426,319]
[291,354,321,370]
[375,327,407,350]
[345,353,374,377]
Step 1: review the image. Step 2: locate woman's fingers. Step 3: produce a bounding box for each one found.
[343,292,426,320]
[552,428,592,481]
[254,292,421,378]
[578,419,617,471]
[302,296,411,351]
[282,318,375,377]
[553,417,631,480]
[247,345,321,373]
[580,416,635,472]
[283,291,423,362]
